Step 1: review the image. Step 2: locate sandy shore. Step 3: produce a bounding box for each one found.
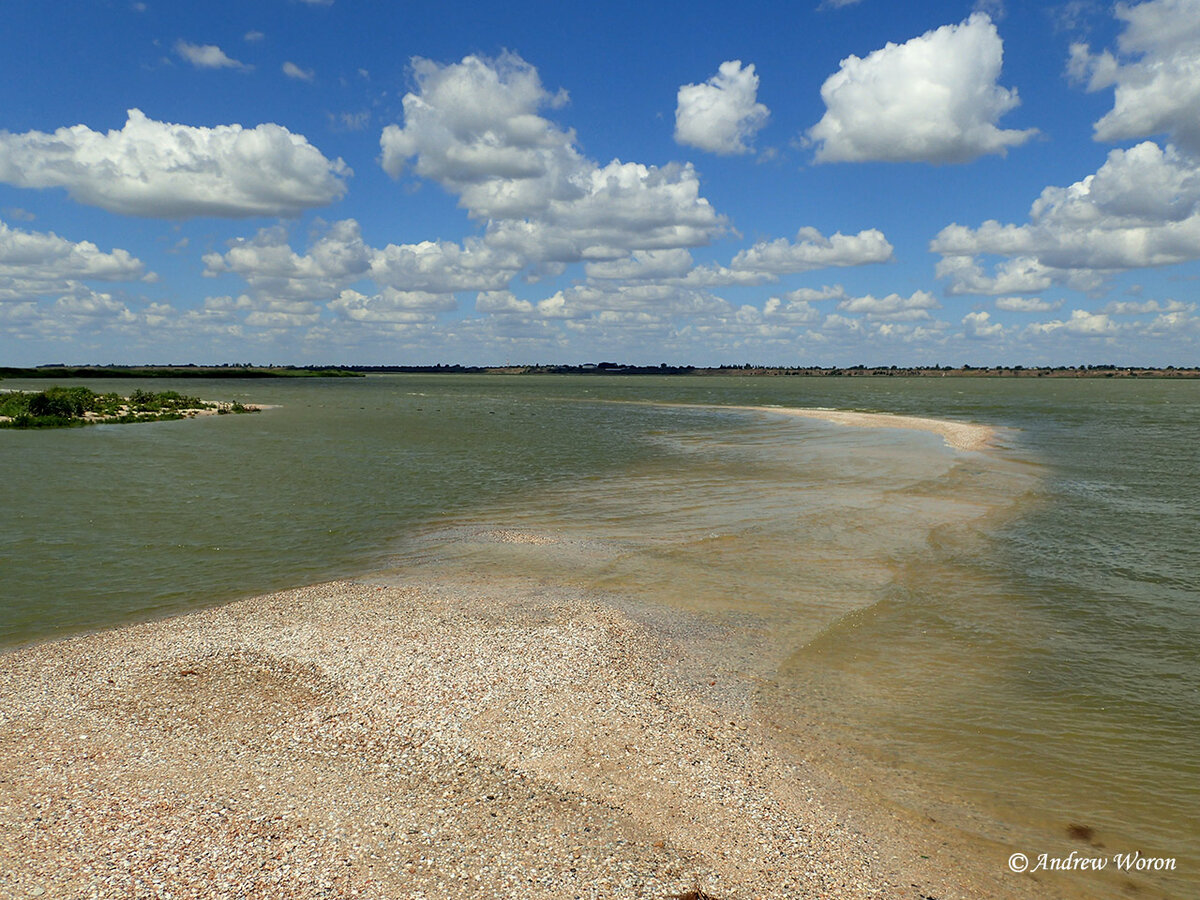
[0,579,1067,899]
[738,406,996,452]
[637,402,996,452]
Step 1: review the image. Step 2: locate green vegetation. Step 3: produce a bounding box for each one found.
[0,386,259,429]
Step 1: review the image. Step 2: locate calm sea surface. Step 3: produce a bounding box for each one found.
[2,374,1196,897]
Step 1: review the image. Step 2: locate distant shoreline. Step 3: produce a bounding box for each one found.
[3,363,1198,379]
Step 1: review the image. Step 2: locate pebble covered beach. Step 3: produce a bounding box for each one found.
[0,574,1074,900]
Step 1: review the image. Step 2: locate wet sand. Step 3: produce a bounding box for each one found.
[0,578,1068,899]
[742,406,996,452]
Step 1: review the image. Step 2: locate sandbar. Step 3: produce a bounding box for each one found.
[731,405,995,451]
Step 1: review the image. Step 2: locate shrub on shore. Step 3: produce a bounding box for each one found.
[0,386,257,429]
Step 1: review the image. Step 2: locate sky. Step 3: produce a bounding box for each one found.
[2,0,1199,367]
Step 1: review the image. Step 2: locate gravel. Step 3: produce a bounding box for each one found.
[1,580,1068,899]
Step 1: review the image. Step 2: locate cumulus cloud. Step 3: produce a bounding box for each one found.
[329,287,455,325]
[775,285,848,303]
[203,293,321,330]
[935,254,1059,295]
[1069,0,1200,153]
[996,296,1060,312]
[475,291,534,314]
[203,219,371,299]
[807,13,1036,163]
[379,53,726,262]
[837,290,941,321]
[674,61,770,155]
[938,3,1200,297]
[762,295,821,325]
[963,310,1004,338]
[1102,298,1191,314]
[368,237,520,293]
[190,54,900,350]
[585,249,695,281]
[0,218,146,301]
[175,41,250,71]
[0,109,350,218]
[729,227,893,273]
[933,141,1200,292]
[1027,309,1119,336]
[535,282,730,323]
[203,218,522,306]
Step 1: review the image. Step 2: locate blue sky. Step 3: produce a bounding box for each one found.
[2,0,1199,366]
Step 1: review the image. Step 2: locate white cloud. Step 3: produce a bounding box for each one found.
[775,285,848,303]
[54,289,136,321]
[1027,309,1119,336]
[585,249,695,281]
[935,254,1059,295]
[178,54,903,355]
[762,295,821,325]
[0,109,351,218]
[203,218,522,305]
[329,287,455,325]
[963,310,1004,338]
[379,53,577,218]
[996,296,1060,312]
[808,13,1037,163]
[674,61,770,156]
[475,291,534,314]
[1069,0,1200,153]
[369,237,520,293]
[729,227,893,273]
[283,62,315,82]
[203,219,371,299]
[934,3,1200,297]
[933,141,1200,291]
[244,31,265,42]
[1102,298,1190,314]
[204,293,321,330]
[535,282,729,323]
[837,290,941,321]
[0,218,147,301]
[380,53,727,261]
[174,41,249,71]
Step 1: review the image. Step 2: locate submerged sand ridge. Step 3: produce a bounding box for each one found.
[632,401,997,451]
[0,580,1072,900]
[741,406,996,452]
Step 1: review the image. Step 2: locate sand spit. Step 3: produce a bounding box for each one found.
[737,406,995,452]
[0,581,1063,900]
[633,401,996,451]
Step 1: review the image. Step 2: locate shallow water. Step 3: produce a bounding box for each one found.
[2,374,1196,898]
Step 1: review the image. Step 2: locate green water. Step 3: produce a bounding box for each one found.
[1,374,1196,897]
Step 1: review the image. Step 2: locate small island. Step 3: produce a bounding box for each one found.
[0,386,259,429]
